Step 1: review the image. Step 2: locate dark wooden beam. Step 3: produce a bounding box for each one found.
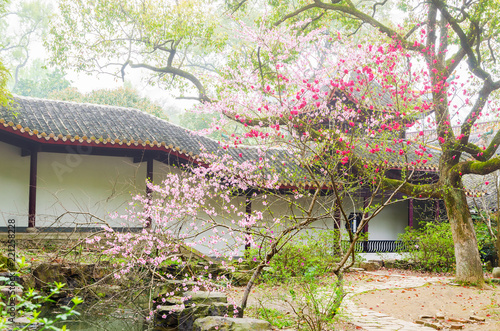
[245,193,252,252]
[28,148,37,228]
[146,157,153,195]
[144,156,154,228]
[133,155,145,163]
[0,129,194,167]
[408,199,414,227]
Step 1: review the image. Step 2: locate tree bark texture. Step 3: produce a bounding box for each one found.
[443,187,484,284]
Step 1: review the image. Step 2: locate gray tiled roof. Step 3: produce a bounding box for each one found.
[0,96,442,187]
[0,96,306,185]
[1,96,220,158]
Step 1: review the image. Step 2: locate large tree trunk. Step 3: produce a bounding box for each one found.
[443,188,484,284]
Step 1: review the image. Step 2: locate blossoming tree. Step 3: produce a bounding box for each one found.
[90,20,443,322]
[263,0,500,285]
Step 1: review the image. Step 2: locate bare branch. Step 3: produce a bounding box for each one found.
[276,0,425,52]
[129,62,210,102]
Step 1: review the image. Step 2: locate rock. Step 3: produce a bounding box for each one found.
[0,253,17,271]
[0,272,19,280]
[92,265,111,279]
[469,315,485,322]
[435,312,444,319]
[190,262,224,277]
[92,284,122,297]
[1,286,23,304]
[350,267,365,272]
[383,259,397,269]
[25,227,38,233]
[368,260,383,267]
[184,291,227,305]
[440,322,451,329]
[178,303,243,331]
[424,321,443,330]
[492,267,500,278]
[13,316,31,324]
[208,302,243,318]
[419,314,434,319]
[1,286,23,296]
[359,262,380,271]
[448,318,467,323]
[236,263,252,271]
[157,296,186,306]
[155,305,183,328]
[178,304,210,331]
[155,280,198,297]
[20,274,35,290]
[162,301,243,331]
[32,262,95,288]
[232,271,252,286]
[450,324,464,329]
[415,320,425,325]
[193,316,272,331]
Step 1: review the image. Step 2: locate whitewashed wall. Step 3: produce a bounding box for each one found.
[366,201,408,240]
[0,141,30,227]
[0,141,409,252]
[35,152,147,228]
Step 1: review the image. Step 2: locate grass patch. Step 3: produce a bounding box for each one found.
[251,307,294,329]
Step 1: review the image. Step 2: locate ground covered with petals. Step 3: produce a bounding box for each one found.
[230,269,500,330]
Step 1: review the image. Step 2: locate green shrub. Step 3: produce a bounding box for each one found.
[287,267,344,330]
[474,221,498,267]
[0,258,83,330]
[397,222,455,272]
[254,307,294,329]
[248,230,341,283]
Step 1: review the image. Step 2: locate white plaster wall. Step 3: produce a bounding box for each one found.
[0,140,409,249]
[197,194,358,257]
[152,159,183,182]
[36,152,147,228]
[0,141,29,227]
[366,200,408,240]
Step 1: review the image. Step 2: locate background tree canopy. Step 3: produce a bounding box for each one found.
[12,61,70,98]
[0,0,12,106]
[47,0,227,102]
[49,86,168,120]
[0,0,52,90]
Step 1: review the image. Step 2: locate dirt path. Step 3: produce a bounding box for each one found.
[229,270,500,330]
[348,270,500,330]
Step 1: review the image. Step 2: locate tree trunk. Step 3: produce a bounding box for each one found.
[496,220,500,267]
[443,188,484,284]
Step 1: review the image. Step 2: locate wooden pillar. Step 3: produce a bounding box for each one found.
[28,148,37,228]
[363,196,369,252]
[408,199,414,227]
[245,193,251,252]
[146,157,153,195]
[145,157,153,228]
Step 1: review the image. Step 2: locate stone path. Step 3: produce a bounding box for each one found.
[340,271,452,330]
